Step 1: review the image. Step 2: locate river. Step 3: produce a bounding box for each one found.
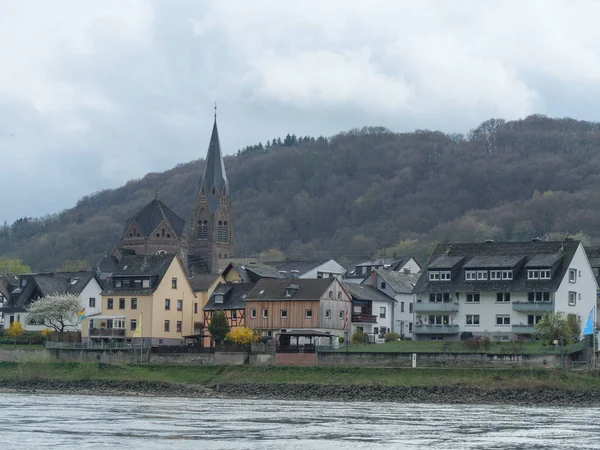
[0,393,599,449]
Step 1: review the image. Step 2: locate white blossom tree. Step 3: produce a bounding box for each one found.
[26,294,81,332]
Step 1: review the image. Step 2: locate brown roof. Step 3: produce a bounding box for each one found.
[246,278,334,301]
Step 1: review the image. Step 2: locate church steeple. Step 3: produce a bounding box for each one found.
[188,110,235,274]
[199,117,229,213]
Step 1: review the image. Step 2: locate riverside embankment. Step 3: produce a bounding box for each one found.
[3,362,600,406]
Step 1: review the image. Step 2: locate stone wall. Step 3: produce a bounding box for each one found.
[275,353,318,366]
[149,353,215,365]
[0,348,47,362]
[317,352,566,368]
[214,352,248,365]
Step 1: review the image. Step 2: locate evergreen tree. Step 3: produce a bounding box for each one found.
[208,310,230,345]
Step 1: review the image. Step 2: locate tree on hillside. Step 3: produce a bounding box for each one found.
[533,312,575,346]
[26,294,81,332]
[208,310,230,345]
[0,258,31,279]
[56,259,90,272]
[259,248,285,262]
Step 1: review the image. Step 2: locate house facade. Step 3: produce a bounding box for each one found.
[245,278,351,340]
[81,254,196,346]
[341,281,395,341]
[412,240,597,341]
[1,271,102,331]
[362,269,420,339]
[203,282,255,331]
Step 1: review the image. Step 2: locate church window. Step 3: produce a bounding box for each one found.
[197,220,208,239]
[156,233,160,237]
[217,221,223,241]
[212,187,216,195]
[162,229,165,237]
[222,221,228,242]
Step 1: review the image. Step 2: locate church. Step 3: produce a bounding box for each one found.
[115,114,234,275]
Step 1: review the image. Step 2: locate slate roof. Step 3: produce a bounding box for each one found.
[373,269,420,294]
[525,254,563,267]
[463,255,525,269]
[102,254,175,295]
[341,282,394,304]
[204,283,255,311]
[190,274,220,292]
[2,271,99,312]
[584,246,600,285]
[428,256,465,270]
[413,241,581,295]
[122,199,186,239]
[97,254,119,274]
[246,278,334,301]
[269,259,341,277]
[200,120,229,214]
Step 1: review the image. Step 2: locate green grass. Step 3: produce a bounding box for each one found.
[335,340,587,354]
[0,362,599,391]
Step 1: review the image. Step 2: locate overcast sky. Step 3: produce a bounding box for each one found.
[2,0,600,223]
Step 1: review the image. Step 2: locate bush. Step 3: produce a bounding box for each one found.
[480,336,492,350]
[259,336,272,344]
[338,337,345,344]
[384,332,400,343]
[461,338,481,351]
[225,327,259,345]
[208,310,230,344]
[6,322,24,341]
[351,331,369,345]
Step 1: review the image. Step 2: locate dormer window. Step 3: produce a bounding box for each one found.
[439,271,451,281]
[540,269,551,280]
[70,278,79,285]
[215,294,224,304]
[490,270,502,280]
[428,271,440,281]
[477,271,488,280]
[502,270,513,280]
[465,271,476,281]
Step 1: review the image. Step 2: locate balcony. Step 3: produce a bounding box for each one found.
[414,302,459,313]
[414,324,459,335]
[512,324,536,334]
[89,328,126,338]
[512,301,554,312]
[352,313,378,323]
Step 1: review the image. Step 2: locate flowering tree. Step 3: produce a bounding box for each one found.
[225,327,259,345]
[6,321,24,341]
[533,311,574,345]
[26,294,81,332]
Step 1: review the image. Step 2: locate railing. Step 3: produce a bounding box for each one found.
[46,341,142,350]
[352,313,378,323]
[512,301,554,312]
[414,302,459,313]
[89,328,126,338]
[276,345,316,353]
[414,324,459,334]
[152,345,213,354]
[511,324,536,334]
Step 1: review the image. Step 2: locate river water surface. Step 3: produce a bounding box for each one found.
[0,393,599,449]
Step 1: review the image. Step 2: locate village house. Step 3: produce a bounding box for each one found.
[341,281,395,342]
[189,273,223,337]
[221,262,280,283]
[203,282,255,331]
[361,269,420,339]
[81,254,196,346]
[0,271,103,331]
[268,259,347,279]
[245,278,351,341]
[412,240,598,341]
[344,256,421,283]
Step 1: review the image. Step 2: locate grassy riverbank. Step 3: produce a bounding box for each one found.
[1,362,600,391]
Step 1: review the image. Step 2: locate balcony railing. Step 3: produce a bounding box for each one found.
[352,313,378,323]
[414,324,459,334]
[512,301,554,312]
[414,302,459,313]
[512,324,536,334]
[89,328,126,338]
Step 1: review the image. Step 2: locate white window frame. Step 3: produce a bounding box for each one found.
[305,309,313,319]
[502,270,513,280]
[440,271,451,281]
[281,309,288,319]
[490,270,502,280]
[477,271,488,280]
[539,269,551,280]
[496,315,511,326]
[465,314,480,326]
[262,309,268,319]
[339,310,344,319]
[496,292,511,303]
[325,309,331,319]
[465,271,477,281]
[428,271,440,281]
[569,291,576,306]
[251,308,256,319]
[527,270,539,280]
[380,307,386,318]
[569,269,577,283]
[142,279,150,288]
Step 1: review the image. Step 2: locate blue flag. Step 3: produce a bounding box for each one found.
[583,306,595,335]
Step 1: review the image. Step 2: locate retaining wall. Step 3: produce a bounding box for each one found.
[275,353,318,366]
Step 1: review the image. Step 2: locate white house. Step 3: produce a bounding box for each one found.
[1,271,103,331]
[361,269,420,339]
[344,256,421,284]
[341,282,395,341]
[412,240,598,341]
[270,259,347,279]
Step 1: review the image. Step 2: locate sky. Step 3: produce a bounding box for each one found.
[2,0,600,223]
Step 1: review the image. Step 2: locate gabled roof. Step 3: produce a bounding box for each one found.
[122,198,186,240]
[373,269,420,294]
[414,241,580,294]
[204,283,255,311]
[428,256,465,270]
[199,119,229,214]
[190,274,220,292]
[246,278,334,301]
[102,254,175,295]
[463,255,525,269]
[341,282,394,304]
[525,254,563,267]
[223,263,281,283]
[269,259,344,277]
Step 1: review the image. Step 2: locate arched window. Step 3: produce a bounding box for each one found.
[162,228,165,237]
[197,220,208,239]
[222,221,228,242]
[217,220,223,241]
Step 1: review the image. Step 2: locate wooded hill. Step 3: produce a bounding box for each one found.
[3,115,600,271]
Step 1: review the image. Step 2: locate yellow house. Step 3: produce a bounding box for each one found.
[221,262,280,283]
[81,254,197,346]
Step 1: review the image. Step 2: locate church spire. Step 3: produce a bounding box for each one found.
[199,110,229,214]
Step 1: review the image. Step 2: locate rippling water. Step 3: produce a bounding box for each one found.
[1,393,599,449]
